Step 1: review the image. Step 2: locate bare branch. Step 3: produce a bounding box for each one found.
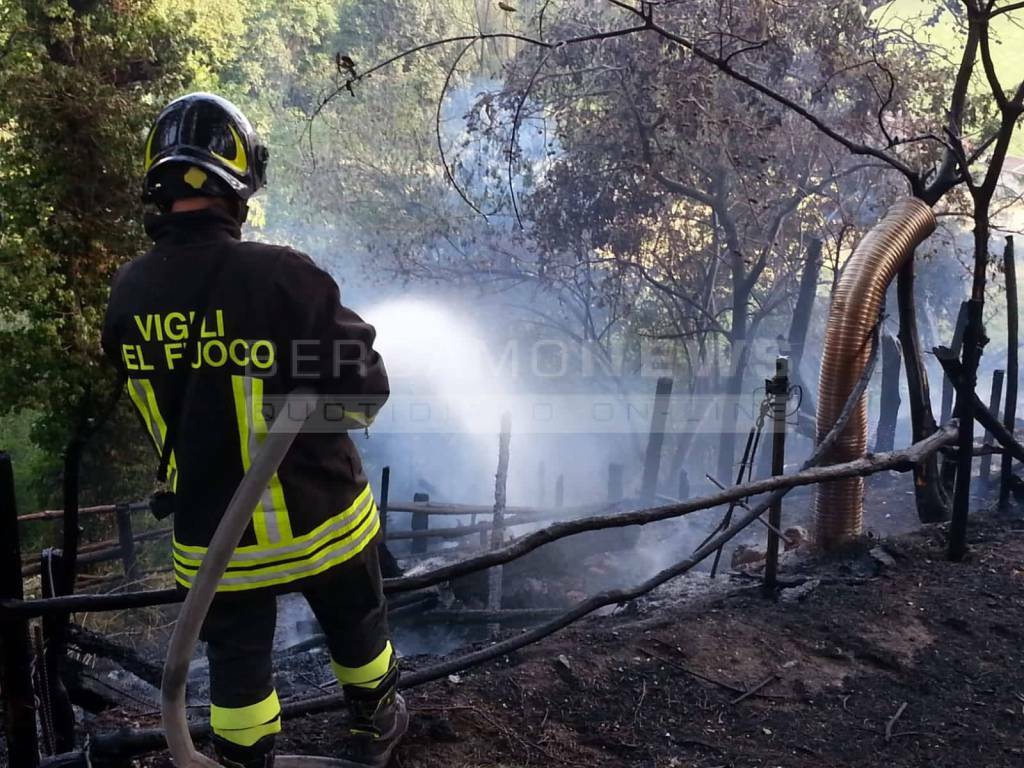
[437,39,491,218]
[508,48,554,229]
[989,0,1024,18]
[311,26,650,124]
[603,0,923,188]
[976,11,1008,111]
[922,6,980,202]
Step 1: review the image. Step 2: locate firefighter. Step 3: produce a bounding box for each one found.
[101,93,407,768]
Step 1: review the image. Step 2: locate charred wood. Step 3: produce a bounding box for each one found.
[896,257,950,522]
[934,350,1024,463]
[980,370,1005,481]
[1000,236,1019,512]
[65,624,163,688]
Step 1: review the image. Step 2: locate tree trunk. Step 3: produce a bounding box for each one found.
[787,238,823,416]
[949,200,993,560]
[938,300,972,493]
[717,320,750,485]
[874,333,902,452]
[896,258,950,522]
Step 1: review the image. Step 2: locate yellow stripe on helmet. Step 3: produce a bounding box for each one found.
[211,124,248,175]
[144,128,156,171]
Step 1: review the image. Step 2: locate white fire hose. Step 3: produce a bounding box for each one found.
[160,388,366,768]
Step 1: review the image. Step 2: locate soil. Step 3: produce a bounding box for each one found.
[273,513,1024,768]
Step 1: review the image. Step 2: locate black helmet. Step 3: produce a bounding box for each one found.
[143,93,269,205]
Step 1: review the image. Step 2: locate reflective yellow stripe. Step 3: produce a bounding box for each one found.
[127,378,178,490]
[211,690,281,730]
[347,409,372,428]
[332,642,394,689]
[173,485,373,561]
[250,378,293,542]
[171,468,377,592]
[173,500,374,570]
[231,375,292,545]
[174,512,380,592]
[175,507,379,584]
[210,690,281,747]
[231,375,269,544]
[213,718,281,747]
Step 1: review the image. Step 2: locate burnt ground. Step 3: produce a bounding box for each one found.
[76,473,1024,768]
[270,515,1024,768]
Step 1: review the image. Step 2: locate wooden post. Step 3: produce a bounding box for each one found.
[0,452,40,768]
[488,413,512,635]
[59,433,85,599]
[606,463,624,503]
[949,298,984,561]
[379,466,391,539]
[376,466,403,578]
[641,377,674,499]
[38,550,74,753]
[115,503,137,578]
[677,466,690,500]
[764,358,788,595]
[37,430,86,753]
[554,474,564,508]
[941,300,969,425]
[874,334,903,453]
[980,370,1005,482]
[1000,236,1019,512]
[536,461,546,506]
[411,492,429,555]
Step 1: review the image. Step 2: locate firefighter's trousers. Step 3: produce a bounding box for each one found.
[200,547,393,749]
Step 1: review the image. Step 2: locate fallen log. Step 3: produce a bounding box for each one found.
[386,510,570,540]
[384,500,611,517]
[386,428,957,594]
[65,625,163,688]
[18,502,148,524]
[5,427,959,620]
[412,608,564,624]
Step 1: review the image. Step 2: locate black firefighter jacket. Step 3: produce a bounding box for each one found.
[102,208,389,593]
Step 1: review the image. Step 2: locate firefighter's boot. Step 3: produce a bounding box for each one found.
[213,734,275,768]
[340,668,408,767]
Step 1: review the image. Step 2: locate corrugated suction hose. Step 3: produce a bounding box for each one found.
[813,197,936,549]
[161,388,363,767]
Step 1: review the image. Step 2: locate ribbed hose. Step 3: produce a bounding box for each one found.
[812,198,936,549]
[161,389,362,767]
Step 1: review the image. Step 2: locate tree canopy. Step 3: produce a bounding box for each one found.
[0,0,1021,515]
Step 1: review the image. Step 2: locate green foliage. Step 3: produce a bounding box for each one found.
[0,409,47,513]
[0,0,195,502]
